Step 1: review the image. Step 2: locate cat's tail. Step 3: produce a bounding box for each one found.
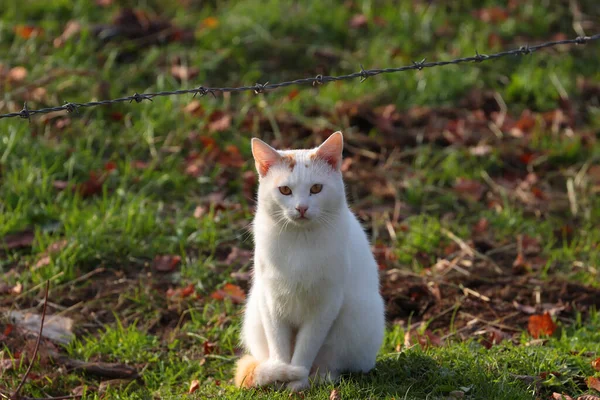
[234,355,308,388]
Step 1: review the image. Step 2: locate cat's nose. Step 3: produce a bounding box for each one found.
[296,206,308,217]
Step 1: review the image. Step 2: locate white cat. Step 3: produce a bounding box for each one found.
[234,132,385,392]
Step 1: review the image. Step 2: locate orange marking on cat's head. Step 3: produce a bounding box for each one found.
[282,154,296,171]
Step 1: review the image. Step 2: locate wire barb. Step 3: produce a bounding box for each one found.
[130,93,153,103]
[19,102,31,122]
[64,102,78,113]
[359,65,370,83]
[253,82,268,94]
[0,33,598,120]
[474,50,488,62]
[519,45,532,55]
[193,86,215,98]
[412,58,427,70]
[313,74,324,86]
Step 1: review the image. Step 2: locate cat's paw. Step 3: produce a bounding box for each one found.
[286,377,310,392]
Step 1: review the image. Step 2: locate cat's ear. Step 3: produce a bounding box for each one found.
[251,138,282,177]
[315,131,344,170]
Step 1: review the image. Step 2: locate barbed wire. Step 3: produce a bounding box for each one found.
[1,33,599,121]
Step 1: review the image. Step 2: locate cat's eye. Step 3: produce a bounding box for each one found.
[310,184,323,194]
[279,186,292,195]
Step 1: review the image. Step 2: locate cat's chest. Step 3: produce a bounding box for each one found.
[262,232,343,278]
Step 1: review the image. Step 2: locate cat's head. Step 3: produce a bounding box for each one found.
[251,132,346,228]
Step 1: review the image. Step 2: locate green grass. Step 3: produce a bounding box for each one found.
[1,0,600,399]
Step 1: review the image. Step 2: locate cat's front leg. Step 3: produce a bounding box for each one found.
[287,290,344,391]
[260,294,293,363]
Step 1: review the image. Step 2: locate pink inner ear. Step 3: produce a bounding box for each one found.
[252,139,281,176]
[315,132,343,169]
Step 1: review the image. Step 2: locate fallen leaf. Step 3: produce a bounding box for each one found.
[404,329,442,349]
[71,385,97,397]
[166,283,196,299]
[170,65,198,81]
[224,247,253,266]
[592,357,600,371]
[589,376,600,392]
[287,89,300,101]
[480,328,509,349]
[522,235,541,255]
[449,390,465,399]
[470,144,492,156]
[551,393,574,400]
[0,358,17,372]
[329,389,341,400]
[472,7,509,23]
[132,160,150,170]
[211,283,246,304]
[528,313,557,339]
[11,282,23,294]
[14,25,44,39]
[203,341,216,355]
[188,379,200,394]
[207,110,232,133]
[77,171,106,198]
[184,100,205,117]
[216,144,245,168]
[512,253,530,275]
[472,218,489,234]
[453,178,486,202]
[3,324,14,336]
[152,255,182,273]
[53,20,81,47]
[349,14,368,29]
[8,66,28,82]
[104,161,117,172]
[1,229,35,250]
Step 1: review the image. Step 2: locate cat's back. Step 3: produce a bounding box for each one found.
[344,208,380,288]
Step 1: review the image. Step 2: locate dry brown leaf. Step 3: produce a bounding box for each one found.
[170,65,198,81]
[589,376,600,392]
[527,313,557,339]
[592,357,600,371]
[210,283,246,304]
[453,178,486,202]
[8,66,28,82]
[472,218,489,234]
[472,7,509,23]
[207,110,232,133]
[577,395,600,400]
[14,25,44,39]
[329,389,341,400]
[551,393,574,400]
[152,255,182,273]
[188,379,200,394]
[184,100,205,117]
[11,282,23,295]
[349,14,368,29]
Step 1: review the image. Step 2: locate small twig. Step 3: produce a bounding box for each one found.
[441,227,503,274]
[11,281,50,400]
